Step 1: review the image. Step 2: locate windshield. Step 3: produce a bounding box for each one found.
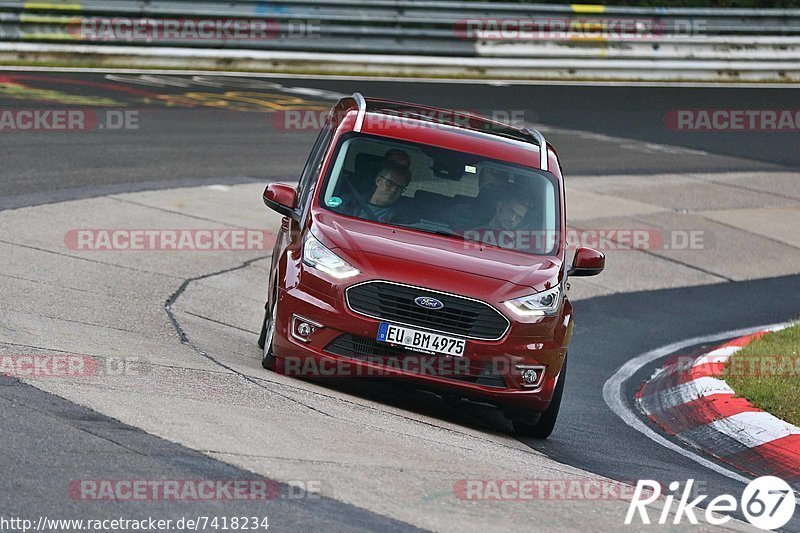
[318,134,561,255]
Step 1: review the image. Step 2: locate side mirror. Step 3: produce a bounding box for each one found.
[263,183,299,221]
[568,246,605,277]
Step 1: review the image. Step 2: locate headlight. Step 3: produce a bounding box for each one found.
[302,234,359,279]
[504,285,562,317]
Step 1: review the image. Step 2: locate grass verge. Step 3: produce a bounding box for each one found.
[724,323,800,426]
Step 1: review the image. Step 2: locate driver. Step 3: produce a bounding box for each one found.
[339,163,414,223]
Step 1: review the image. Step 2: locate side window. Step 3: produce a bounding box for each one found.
[298,122,332,218]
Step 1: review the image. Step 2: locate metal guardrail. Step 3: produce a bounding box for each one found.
[0,1,799,80]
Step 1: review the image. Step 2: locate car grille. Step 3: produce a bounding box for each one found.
[346,281,508,340]
[325,334,507,388]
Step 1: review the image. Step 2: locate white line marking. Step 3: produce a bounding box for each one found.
[1,64,800,88]
[603,321,792,487]
[708,411,800,449]
[692,345,741,367]
[656,376,735,410]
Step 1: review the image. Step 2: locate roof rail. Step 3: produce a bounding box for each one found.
[521,127,549,172]
[351,92,366,132]
[338,94,550,171]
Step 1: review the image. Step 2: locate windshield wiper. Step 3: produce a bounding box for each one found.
[401,222,475,242]
[425,228,465,239]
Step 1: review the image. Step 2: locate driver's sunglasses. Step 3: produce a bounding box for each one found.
[378,176,408,193]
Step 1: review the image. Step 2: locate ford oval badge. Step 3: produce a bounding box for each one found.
[414,296,444,310]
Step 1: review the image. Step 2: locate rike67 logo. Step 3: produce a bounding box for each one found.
[626,476,796,530]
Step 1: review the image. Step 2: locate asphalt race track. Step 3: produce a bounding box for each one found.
[3,72,798,207]
[1,70,799,531]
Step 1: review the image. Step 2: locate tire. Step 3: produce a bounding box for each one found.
[512,357,567,439]
[257,307,268,349]
[260,299,277,370]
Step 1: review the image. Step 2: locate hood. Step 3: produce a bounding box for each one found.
[312,211,563,295]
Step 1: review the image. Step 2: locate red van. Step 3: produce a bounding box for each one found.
[259,94,604,438]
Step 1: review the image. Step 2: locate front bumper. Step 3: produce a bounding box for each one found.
[271,278,571,413]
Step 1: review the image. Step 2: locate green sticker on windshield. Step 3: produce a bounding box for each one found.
[326,196,342,208]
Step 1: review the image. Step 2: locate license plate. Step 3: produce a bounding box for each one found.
[377,322,465,357]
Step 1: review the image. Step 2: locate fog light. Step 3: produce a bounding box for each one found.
[291,315,323,343]
[516,364,546,388]
[297,322,313,337]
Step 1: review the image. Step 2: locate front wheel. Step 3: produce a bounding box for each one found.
[260,300,277,370]
[512,357,567,439]
[257,306,268,349]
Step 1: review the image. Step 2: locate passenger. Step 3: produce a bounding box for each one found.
[448,167,510,227]
[339,163,414,224]
[463,192,531,251]
[486,193,530,231]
